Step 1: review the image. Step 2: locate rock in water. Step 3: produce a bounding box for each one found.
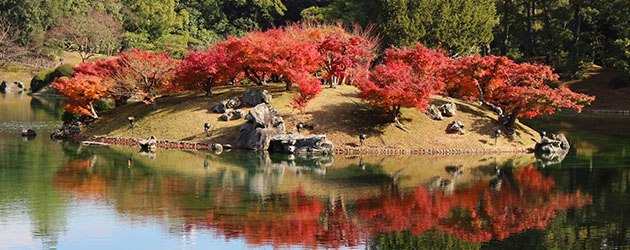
[535,133,570,166]
[21,128,37,137]
[426,104,443,120]
[268,134,335,155]
[50,122,83,140]
[1,81,23,94]
[439,102,457,117]
[237,104,286,150]
[139,136,157,152]
[446,121,465,135]
[241,89,271,107]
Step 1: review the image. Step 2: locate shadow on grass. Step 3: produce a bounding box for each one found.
[310,101,391,137]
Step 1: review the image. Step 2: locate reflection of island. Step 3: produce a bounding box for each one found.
[357,165,591,243]
[50,144,592,248]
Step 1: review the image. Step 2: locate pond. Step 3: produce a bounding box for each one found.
[1,94,630,250]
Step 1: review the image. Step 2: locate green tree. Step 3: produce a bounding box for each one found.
[177,0,287,42]
[47,9,123,61]
[302,0,497,54]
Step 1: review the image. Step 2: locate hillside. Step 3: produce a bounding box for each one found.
[561,65,630,110]
[84,84,540,151]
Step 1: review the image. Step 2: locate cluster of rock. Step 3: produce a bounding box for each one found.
[268,134,335,155]
[235,103,335,155]
[50,122,83,140]
[534,133,570,166]
[236,103,286,150]
[212,89,272,122]
[425,102,466,136]
[212,97,241,113]
[220,109,244,121]
[0,81,25,94]
[439,102,457,117]
[426,102,457,120]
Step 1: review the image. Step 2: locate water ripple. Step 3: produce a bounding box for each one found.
[0,120,62,134]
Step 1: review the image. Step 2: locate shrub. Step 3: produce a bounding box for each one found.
[61,111,82,124]
[30,68,55,92]
[53,64,75,78]
[30,64,75,92]
[95,99,114,113]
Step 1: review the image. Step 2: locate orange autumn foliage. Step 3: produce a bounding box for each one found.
[52,75,108,118]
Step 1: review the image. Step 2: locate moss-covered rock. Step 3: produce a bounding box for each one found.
[29,64,75,93]
[30,68,55,92]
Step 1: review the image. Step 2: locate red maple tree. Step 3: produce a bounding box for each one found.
[73,59,136,107]
[117,49,176,109]
[52,75,108,118]
[318,33,374,88]
[356,43,449,121]
[444,55,595,131]
[176,45,236,97]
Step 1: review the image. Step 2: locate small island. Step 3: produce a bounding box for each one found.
[78,84,538,153]
[39,24,593,155]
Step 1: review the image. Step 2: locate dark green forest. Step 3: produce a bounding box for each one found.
[1,0,629,79]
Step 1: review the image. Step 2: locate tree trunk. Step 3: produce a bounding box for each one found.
[285,81,292,91]
[88,102,98,119]
[391,106,401,122]
[503,107,522,132]
[501,0,512,56]
[114,96,130,107]
[205,77,213,97]
[476,83,503,117]
[330,76,338,88]
[526,0,535,57]
[572,1,583,60]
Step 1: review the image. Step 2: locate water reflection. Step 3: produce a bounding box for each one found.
[3,95,630,249]
[45,143,591,249]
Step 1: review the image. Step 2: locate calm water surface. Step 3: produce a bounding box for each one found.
[1,94,630,250]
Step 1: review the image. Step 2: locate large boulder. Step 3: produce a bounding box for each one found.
[268,134,335,155]
[426,104,443,120]
[241,89,271,107]
[446,121,466,135]
[535,133,570,166]
[236,104,286,150]
[439,102,457,117]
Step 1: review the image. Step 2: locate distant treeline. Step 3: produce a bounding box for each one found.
[1,0,629,78]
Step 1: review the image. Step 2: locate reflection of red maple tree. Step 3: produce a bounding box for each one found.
[54,162,591,248]
[52,158,108,201]
[357,166,592,242]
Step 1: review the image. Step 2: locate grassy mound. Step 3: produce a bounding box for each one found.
[84,84,540,150]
